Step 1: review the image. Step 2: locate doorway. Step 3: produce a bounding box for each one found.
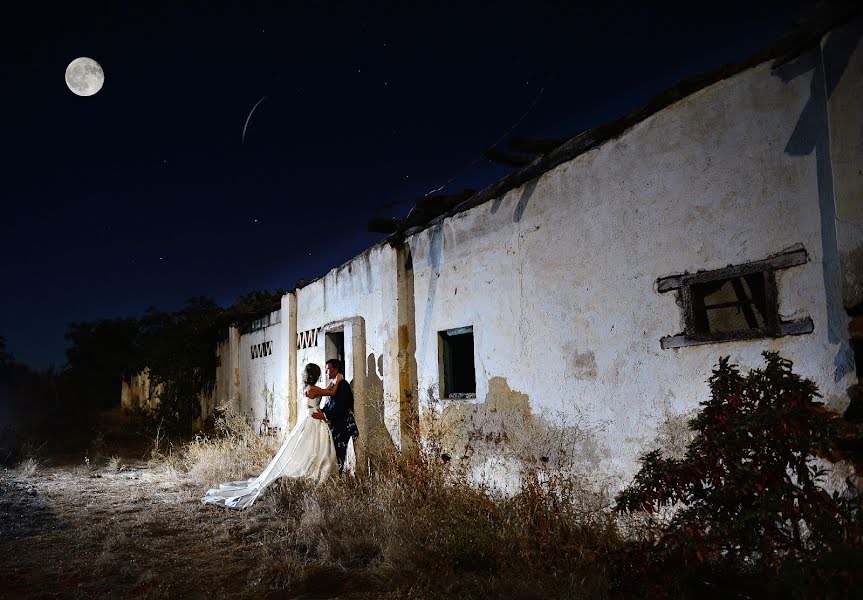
[325,330,345,367]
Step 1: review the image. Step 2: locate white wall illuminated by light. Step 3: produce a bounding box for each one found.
[198,18,862,492]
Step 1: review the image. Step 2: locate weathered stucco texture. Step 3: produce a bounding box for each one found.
[236,310,288,435]
[407,41,858,492]
[120,369,161,414]
[212,328,240,415]
[826,19,863,309]
[295,245,403,458]
[192,24,860,494]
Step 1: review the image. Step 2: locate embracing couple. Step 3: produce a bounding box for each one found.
[201,358,359,510]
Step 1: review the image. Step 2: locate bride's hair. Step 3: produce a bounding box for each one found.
[302,363,321,387]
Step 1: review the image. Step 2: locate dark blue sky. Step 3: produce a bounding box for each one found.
[1,0,813,368]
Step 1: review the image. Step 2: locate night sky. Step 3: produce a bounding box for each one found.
[1,0,814,368]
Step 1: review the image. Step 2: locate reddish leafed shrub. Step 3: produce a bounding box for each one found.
[615,352,862,594]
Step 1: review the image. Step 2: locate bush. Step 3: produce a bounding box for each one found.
[614,352,863,593]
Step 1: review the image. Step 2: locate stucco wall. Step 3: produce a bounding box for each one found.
[825,18,863,309]
[236,309,290,435]
[294,245,403,458]
[120,369,161,414]
[193,25,859,494]
[406,43,858,492]
[212,328,240,414]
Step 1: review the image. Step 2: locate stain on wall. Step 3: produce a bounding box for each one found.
[359,352,397,462]
[570,351,597,380]
[423,376,612,497]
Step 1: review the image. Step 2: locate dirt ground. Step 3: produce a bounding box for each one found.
[0,460,291,600]
[0,407,413,600]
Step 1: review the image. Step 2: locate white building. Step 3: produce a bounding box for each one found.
[188,12,863,492]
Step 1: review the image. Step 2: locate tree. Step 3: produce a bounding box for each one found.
[57,289,286,437]
[64,318,141,411]
[139,298,222,434]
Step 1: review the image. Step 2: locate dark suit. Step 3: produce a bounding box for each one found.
[321,377,359,472]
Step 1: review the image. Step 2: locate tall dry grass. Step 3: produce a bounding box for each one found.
[181,405,277,484]
[179,405,625,597]
[15,456,40,477]
[257,462,623,597]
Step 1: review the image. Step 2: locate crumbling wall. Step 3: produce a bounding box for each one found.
[407,41,858,492]
[295,244,403,461]
[120,368,162,415]
[236,309,289,436]
[209,329,240,419]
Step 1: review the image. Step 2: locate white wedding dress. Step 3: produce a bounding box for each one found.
[201,390,339,509]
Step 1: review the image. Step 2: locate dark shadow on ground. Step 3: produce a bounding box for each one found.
[0,474,65,544]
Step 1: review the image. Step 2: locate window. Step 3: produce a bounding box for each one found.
[439,326,476,399]
[658,244,813,349]
[690,273,770,335]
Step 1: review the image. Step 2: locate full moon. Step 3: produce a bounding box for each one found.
[65,57,104,97]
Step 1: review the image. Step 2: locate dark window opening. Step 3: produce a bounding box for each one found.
[326,331,345,366]
[440,326,476,399]
[658,245,813,350]
[691,273,769,335]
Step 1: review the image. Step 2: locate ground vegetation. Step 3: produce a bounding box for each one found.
[1,354,860,598]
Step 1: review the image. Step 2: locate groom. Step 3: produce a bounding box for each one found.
[312,358,359,473]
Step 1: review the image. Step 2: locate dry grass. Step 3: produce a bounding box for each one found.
[15,456,40,477]
[181,405,277,484]
[244,459,623,598]
[176,405,624,598]
[0,407,659,598]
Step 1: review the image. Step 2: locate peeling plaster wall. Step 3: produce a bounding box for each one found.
[213,328,241,415]
[294,245,403,458]
[236,309,290,435]
[407,43,859,492]
[193,25,859,494]
[825,18,863,309]
[120,369,161,414]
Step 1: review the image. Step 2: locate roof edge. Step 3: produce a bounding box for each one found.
[396,2,862,240]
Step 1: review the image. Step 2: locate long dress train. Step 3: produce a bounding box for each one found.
[201,394,338,509]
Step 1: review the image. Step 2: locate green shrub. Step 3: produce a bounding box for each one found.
[615,352,862,594]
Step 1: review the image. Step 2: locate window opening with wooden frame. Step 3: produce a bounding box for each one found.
[439,326,476,399]
[658,244,813,349]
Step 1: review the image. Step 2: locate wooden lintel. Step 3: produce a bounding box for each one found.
[779,317,815,336]
[660,317,814,350]
[656,245,808,292]
[657,275,686,293]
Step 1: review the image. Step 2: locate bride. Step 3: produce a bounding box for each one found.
[201,363,340,509]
